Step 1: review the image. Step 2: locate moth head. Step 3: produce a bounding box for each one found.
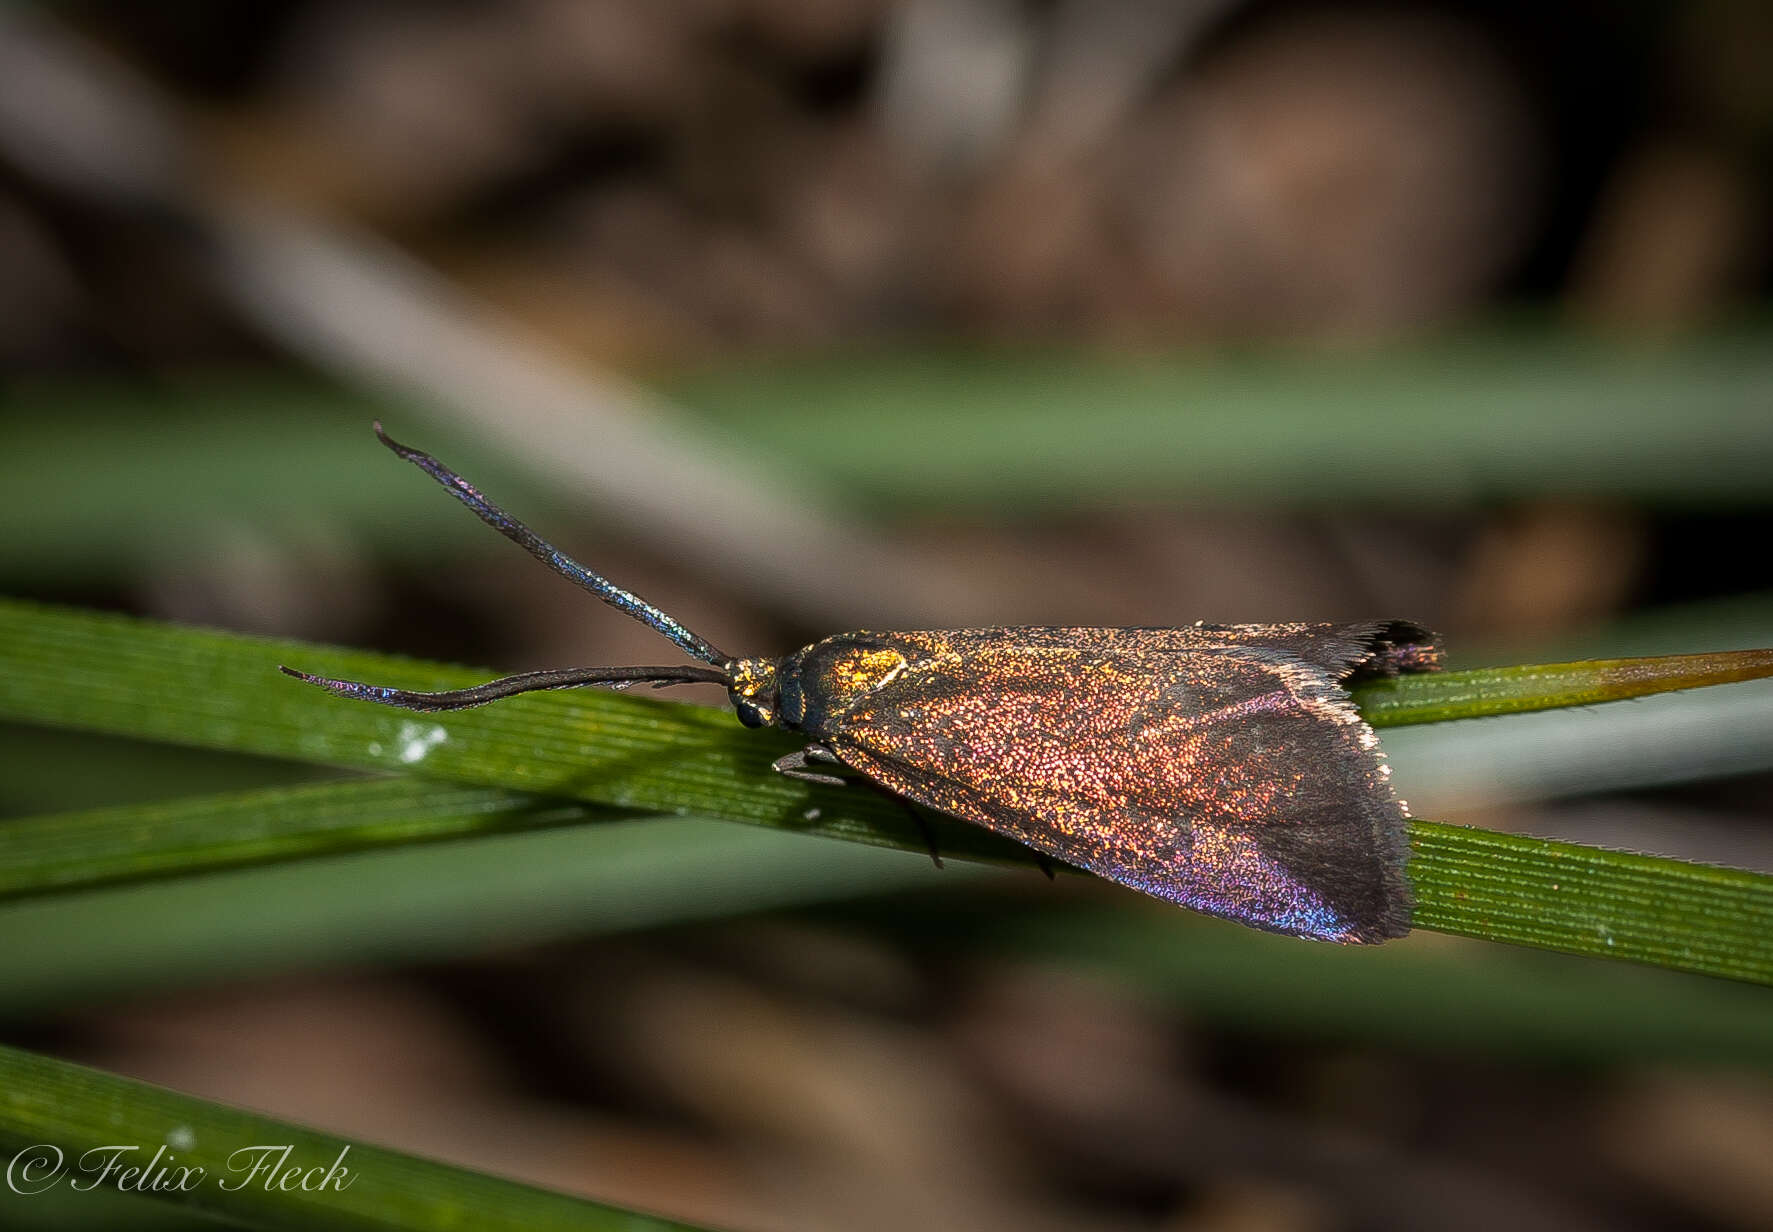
[778,637,908,733]
[727,658,782,728]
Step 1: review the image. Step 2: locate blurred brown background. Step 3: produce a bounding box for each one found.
[2,2,1772,1230]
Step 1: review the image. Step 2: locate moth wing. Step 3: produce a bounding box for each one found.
[894,620,1440,681]
[1176,619,1440,680]
[828,639,1410,942]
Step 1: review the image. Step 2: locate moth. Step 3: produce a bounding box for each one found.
[285,426,1441,943]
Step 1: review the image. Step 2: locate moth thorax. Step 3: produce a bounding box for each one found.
[779,637,908,734]
[728,658,781,728]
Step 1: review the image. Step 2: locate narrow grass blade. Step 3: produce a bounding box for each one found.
[1354,649,1773,726]
[1409,822,1773,982]
[0,778,613,898]
[4,599,1773,982]
[0,1042,707,1232]
[0,819,993,1018]
[0,597,1025,866]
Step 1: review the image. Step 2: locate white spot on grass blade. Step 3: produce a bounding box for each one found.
[396,722,448,764]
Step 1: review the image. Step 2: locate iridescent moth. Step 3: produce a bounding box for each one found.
[284,427,1441,943]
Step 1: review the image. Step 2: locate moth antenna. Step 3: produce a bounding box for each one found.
[279,662,731,712]
[373,422,732,666]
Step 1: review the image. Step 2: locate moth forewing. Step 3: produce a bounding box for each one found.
[793,626,1423,943]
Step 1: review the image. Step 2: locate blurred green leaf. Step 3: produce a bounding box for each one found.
[4,599,1773,983]
[0,1043,705,1231]
[0,379,539,582]
[8,327,1773,584]
[669,326,1773,510]
[828,895,1773,1066]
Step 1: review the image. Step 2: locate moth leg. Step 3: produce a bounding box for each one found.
[772,744,848,788]
[891,796,944,870]
[774,746,944,869]
[1032,852,1057,881]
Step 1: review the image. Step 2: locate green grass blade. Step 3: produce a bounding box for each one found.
[3,598,1772,982]
[1353,649,1773,725]
[0,1042,707,1232]
[0,385,532,584]
[1409,822,1773,982]
[0,807,1763,1067]
[0,778,612,898]
[0,819,994,1018]
[0,597,1020,867]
